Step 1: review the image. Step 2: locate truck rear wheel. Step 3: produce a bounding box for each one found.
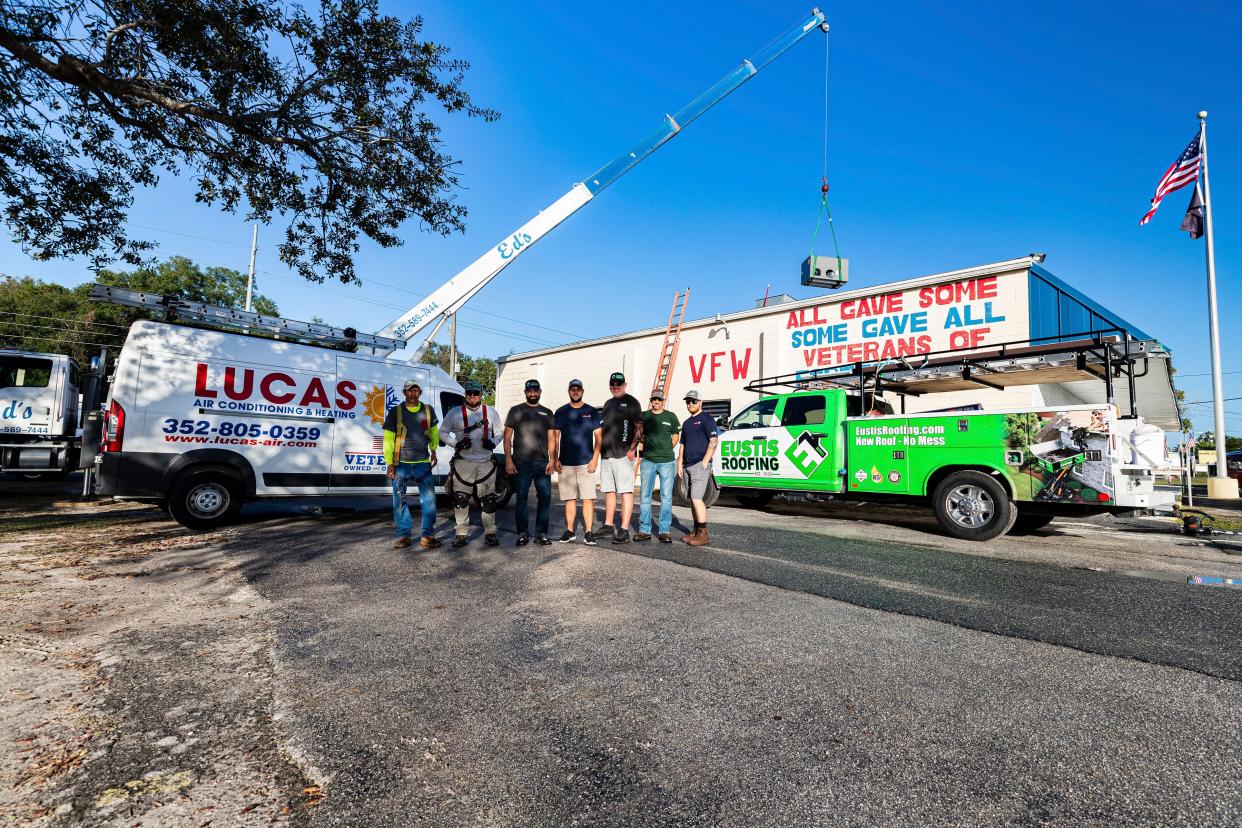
[932,471,1016,541]
[168,470,242,530]
[672,473,720,509]
[733,490,775,509]
[1010,513,1055,534]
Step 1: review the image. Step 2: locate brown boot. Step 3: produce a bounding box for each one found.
[687,527,709,547]
[680,529,696,543]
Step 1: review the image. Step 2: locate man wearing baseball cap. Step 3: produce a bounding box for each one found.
[677,389,719,546]
[552,379,602,544]
[384,379,441,549]
[504,379,555,546]
[636,388,680,543]
[599,371,644,543]
[440,381,502,547]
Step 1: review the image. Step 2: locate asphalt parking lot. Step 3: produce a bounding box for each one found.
[6,477,1242,825]
[214,495,1242,826]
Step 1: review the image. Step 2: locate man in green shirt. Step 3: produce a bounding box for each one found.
[635,389,680,542]
[384,379,440,549]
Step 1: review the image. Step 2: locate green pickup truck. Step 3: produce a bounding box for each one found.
[710,389,1172,540]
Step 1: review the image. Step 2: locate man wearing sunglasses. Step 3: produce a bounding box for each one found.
[677,389,719,546]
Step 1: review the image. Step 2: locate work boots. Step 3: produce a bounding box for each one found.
[681,527,709,546]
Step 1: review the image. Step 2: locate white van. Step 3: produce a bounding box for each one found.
[97,320,479,528]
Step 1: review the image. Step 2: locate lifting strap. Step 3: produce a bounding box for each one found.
[809,33,843,280]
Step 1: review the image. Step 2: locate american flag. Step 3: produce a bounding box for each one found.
[1139,133,1201,225]
[372,436,385,452]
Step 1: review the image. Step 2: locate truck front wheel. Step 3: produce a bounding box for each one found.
[932,471,1016,541]
[168,470,242,530]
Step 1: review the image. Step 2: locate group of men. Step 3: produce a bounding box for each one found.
[384,373,720,550]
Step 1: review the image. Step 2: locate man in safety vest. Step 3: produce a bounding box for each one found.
[384,379,440,549]
[439,381,503,547]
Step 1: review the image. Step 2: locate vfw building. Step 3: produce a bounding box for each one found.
[496,256,1178,431]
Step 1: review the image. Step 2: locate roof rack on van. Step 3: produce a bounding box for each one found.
[89,284,406,352]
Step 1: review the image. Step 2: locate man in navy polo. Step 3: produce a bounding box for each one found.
[676,389,719,546]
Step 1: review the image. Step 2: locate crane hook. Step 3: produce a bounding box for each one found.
[821,176,830,197]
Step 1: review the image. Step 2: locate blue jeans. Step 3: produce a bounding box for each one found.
[392,462,437,538]
[639,460,675,534]
[513,458,551,535]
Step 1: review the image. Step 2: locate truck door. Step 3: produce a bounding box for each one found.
[714,397,782,487]
[773,393,844,492]
[0,355,57,437]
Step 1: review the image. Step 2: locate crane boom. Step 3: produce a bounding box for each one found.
[375,8,830,360]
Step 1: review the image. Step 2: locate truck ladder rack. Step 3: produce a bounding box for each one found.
[651,289,690,397]
[89,284,406,352]
[745,330,1171,419]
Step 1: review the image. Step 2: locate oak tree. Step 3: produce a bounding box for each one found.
[0,1,496,283]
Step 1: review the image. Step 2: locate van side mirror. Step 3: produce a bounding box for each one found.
[716,416,730,428]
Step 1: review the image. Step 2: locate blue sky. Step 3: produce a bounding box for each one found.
[2,1,1239,435]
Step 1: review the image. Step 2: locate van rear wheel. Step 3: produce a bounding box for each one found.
[168,470,242,530]
[932,471,1016,541]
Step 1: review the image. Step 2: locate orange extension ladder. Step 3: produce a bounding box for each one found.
[651,289,690,398]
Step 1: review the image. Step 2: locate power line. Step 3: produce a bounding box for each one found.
[124,220,584,341]
[1183,396,1242,405]
[0,336,119,350]
[0,319,123,338]
[0,309,131,330]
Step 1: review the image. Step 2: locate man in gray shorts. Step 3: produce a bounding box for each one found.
[599,371,643,543]
[552,379,601,545]
[676,389,719,547]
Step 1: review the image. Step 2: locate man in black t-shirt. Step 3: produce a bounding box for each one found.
[598,371,644,543]
[504,379,555,546]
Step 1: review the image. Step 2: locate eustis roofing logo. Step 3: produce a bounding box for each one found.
[785,431,827,477]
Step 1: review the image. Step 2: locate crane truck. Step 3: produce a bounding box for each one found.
[93,10,832,527]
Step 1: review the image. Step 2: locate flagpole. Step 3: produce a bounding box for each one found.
[1198,111,1237,498]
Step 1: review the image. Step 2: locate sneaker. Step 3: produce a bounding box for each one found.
[485,534,499,546]
[516,533,529,546]
[419,536,441,549]
[583,531,597,546]
[535,533,553,546]
[657,533,672,543]
[612,529,630,544]
[602,525,616,540]
[558,531,575,543]
[633,532,652,542]
[452,535,469,548]
[393,536,412,549]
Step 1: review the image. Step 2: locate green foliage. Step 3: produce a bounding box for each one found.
[0,1,496,282]
[1195,434,1242,453]
[0,257,277,364]
[421,342,497,403]
[1003,412,1038,448]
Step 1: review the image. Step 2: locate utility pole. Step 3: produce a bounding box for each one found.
[1198,112,1237,499]
[245,224,258,313]
[448,312,458,381]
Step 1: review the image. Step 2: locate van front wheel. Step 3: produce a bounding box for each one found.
[168,470,242,530]
[932,471,1016,541]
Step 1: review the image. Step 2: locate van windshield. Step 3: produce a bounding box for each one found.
[0,356,52,389]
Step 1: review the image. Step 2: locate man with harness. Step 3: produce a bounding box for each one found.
[440,381,503,548]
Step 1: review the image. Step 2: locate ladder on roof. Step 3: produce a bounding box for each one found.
[88,283,406,352]
[651,289,690,398]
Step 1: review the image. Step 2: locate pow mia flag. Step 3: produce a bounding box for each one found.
[1181,183,1204,239]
